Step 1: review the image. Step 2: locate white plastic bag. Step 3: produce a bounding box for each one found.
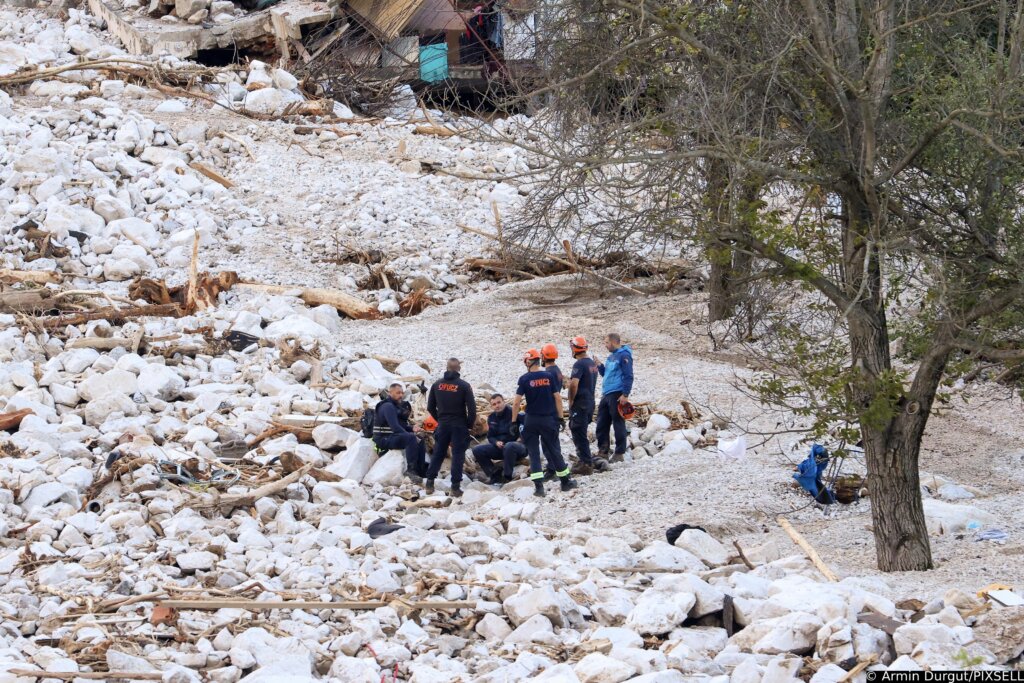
[718,435,746,459]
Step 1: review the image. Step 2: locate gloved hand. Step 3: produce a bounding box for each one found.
[558,418,566,432]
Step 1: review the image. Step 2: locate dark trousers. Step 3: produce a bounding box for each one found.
[595,391,628,455]
[569,404,594,463]
[473,441,527,478]
[375,433,426,477]
[522,414,568,479]
[427,422,470,486]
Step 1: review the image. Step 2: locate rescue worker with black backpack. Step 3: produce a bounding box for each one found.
[425,358,477,497]
[368,383,427,483]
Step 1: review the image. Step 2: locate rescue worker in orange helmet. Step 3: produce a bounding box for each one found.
[539,342,564,480]
[566,336,608,475]
[512,349,578,497]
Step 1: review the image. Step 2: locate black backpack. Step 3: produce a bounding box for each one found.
[360,407,376,438]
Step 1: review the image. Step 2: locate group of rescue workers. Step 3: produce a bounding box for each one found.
[369,333,635,498]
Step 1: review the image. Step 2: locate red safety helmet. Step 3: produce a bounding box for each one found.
[541,343,559,361]
[422,416,438,432]
[523,348,542,363]
[618,401,637,421]
[569,336,588,353]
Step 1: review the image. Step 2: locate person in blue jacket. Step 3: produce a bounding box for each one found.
[793,444,835,503]
[595,333,633,462]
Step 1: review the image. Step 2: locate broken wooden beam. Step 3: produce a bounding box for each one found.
[65,337,136,351]
[776,516,839,582]
[236,282,378,320]
[189,162,234,188]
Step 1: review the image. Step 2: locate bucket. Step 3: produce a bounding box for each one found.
[419,43,449,82]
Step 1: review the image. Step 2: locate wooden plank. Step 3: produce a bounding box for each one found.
[776,516,839,582]
[189,162,234,188]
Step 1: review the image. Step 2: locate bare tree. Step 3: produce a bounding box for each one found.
[511,0,1024,571]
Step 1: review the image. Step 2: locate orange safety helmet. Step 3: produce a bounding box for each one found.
[523,348,542,363]
[569,336,588,353]
[541,343,559,361]
[618,401,637,421]
[422,415,438,432]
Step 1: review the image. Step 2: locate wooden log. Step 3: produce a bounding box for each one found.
[837,654,879,682]
[193,464,313,512]
[9,670,163,681]
[235,282,378,320]
[158,598,475,611]
[0,289,56,314]
[776,516,840,582]
[66,337,134,351]
[40,304,182,329]
[0,268,62,285]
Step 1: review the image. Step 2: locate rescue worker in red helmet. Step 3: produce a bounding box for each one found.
[512,349,578,497]
[566,336,608,474]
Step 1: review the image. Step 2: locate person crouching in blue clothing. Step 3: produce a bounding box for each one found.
[372,383,427,483]
[596,332,634,462]
[472,393,527,485]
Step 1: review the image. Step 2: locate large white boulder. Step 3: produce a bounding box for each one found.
[311,480,368,510]
[312,423,359,450]
[265,315,333,344]
[672,529,731,567]
[84,392,139,425]
[327,439,379,482]
[138,364,185,401]
[21,482,81,511]
[346,359,398,392]
[625,589,695,635]
[361,450,405,486]
[503,586,565,627]
[573,652,637,683]
[78,369,138,402]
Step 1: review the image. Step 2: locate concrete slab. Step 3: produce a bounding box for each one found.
[86,0,334,58]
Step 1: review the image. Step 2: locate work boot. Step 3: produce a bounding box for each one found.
[608,451,625,463]
[560,476,578,492]
[425,479,435,494]
[489,472,507,486]
[451,485,463,498]
[407,473,424,485]
[571,460,594,476]
[533,480,545,498]
[543,469,556,481]
[593,457,610,472]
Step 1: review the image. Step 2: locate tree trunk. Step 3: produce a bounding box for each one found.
[843,191,933,571]
[704,157,733,322]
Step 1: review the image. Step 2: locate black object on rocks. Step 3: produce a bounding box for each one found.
[367,518,403,539]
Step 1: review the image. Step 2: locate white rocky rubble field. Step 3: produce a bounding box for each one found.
[2,5,1023,683]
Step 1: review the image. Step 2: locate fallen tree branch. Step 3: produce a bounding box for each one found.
[458,224,645,295]
[189,162,234,188]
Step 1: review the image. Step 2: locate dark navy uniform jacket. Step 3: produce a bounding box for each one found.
[427,371,477,426]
